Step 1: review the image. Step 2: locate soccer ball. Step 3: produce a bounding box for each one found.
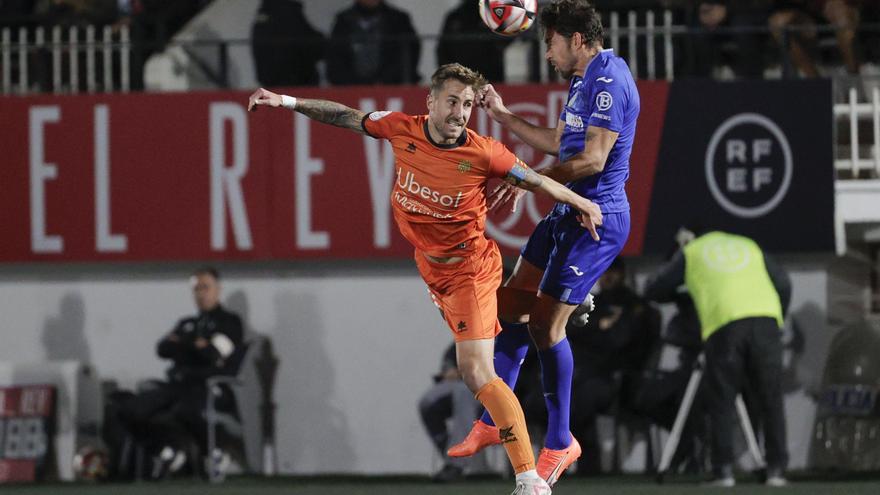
[478,0,537,37]
[72,445,109,481]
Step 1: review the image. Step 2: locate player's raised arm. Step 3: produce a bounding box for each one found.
[247,87,367,135]
[494,161,603,241]
[479,84,560,155]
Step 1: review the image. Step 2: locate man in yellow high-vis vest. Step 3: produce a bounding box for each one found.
[645,229,792,487]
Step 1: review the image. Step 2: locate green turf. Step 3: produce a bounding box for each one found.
[2,475,879,494]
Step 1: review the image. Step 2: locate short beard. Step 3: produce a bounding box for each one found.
[556,66,575,79]
[432,118,463,141]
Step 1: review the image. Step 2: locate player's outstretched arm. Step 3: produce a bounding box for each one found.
[248,87,367,134]
[479,84,559,155]
[497,162,603,241]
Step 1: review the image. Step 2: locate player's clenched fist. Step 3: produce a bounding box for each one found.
[248,87,282,112]
[477,84,511,122]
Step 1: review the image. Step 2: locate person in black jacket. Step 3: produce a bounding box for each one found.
[252,0,325,87]
[326,0,420,85]
[566,257,661,475]
[437,0,512,82]
[104,267,244,480]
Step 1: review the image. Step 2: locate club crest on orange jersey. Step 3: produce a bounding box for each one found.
[457,160,472,173]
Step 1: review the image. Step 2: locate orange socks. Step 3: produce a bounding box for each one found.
[475,377,535,473]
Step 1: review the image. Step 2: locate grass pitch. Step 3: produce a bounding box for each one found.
[2,474,879,494]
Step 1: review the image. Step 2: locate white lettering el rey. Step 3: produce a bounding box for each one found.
[361,97,403,248]
[94,104,128,252]
[29,106,63,253]
[209,103,253,251]
[295,112,329,249]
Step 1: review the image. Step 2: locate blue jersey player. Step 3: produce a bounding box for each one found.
[448,0,640,486]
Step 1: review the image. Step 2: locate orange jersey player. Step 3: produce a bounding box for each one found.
[248,63,602,495]
[364,110,543,345]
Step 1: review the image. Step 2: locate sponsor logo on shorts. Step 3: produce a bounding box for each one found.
[456,320,467,332]
[406,142,417,153]
[569,265,584,276]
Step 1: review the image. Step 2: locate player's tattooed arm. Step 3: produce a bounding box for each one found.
[294,99,367,135]
[247,88,366,134]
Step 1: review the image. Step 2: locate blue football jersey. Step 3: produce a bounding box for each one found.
[557,48,640,214]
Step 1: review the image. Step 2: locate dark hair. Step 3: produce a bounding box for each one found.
[430,63,488,95]
[193,266,220,280]
[539,0,604,46]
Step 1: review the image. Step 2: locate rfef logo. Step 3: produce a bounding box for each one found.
[704,113,792,218]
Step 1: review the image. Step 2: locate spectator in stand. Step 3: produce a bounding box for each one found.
[116,0,208,90]
[769,0,863,76]
[326,0,420,85]
[0,0,36,29]
[437,0,512,83]
[35,0,118,26]
[251,0,325,87]
[688,0,771,78]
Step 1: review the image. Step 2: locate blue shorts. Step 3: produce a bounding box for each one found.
[520,210,630,304]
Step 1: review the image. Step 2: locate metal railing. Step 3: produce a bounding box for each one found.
[608,10,680,81]
[0,24,130,94]
[835,85,880,179]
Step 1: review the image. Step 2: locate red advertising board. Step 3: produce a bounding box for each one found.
[0,83,668,262]
[0,385,55,483]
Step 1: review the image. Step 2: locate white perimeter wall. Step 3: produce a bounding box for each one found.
[0,262,450,474]
[0,258,837,473]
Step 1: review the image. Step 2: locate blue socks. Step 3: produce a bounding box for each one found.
[480,321,530,427]
[479,322,574,451]
[539,337,574,450]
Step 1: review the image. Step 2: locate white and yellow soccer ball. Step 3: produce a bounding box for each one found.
[478,0,538,37]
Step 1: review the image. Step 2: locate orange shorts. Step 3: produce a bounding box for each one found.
[415,240,503,342]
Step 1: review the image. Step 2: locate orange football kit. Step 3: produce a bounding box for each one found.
[364,111,516,343]
[363,111,535,474]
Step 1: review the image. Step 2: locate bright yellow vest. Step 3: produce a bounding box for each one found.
[683,232,783,340]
